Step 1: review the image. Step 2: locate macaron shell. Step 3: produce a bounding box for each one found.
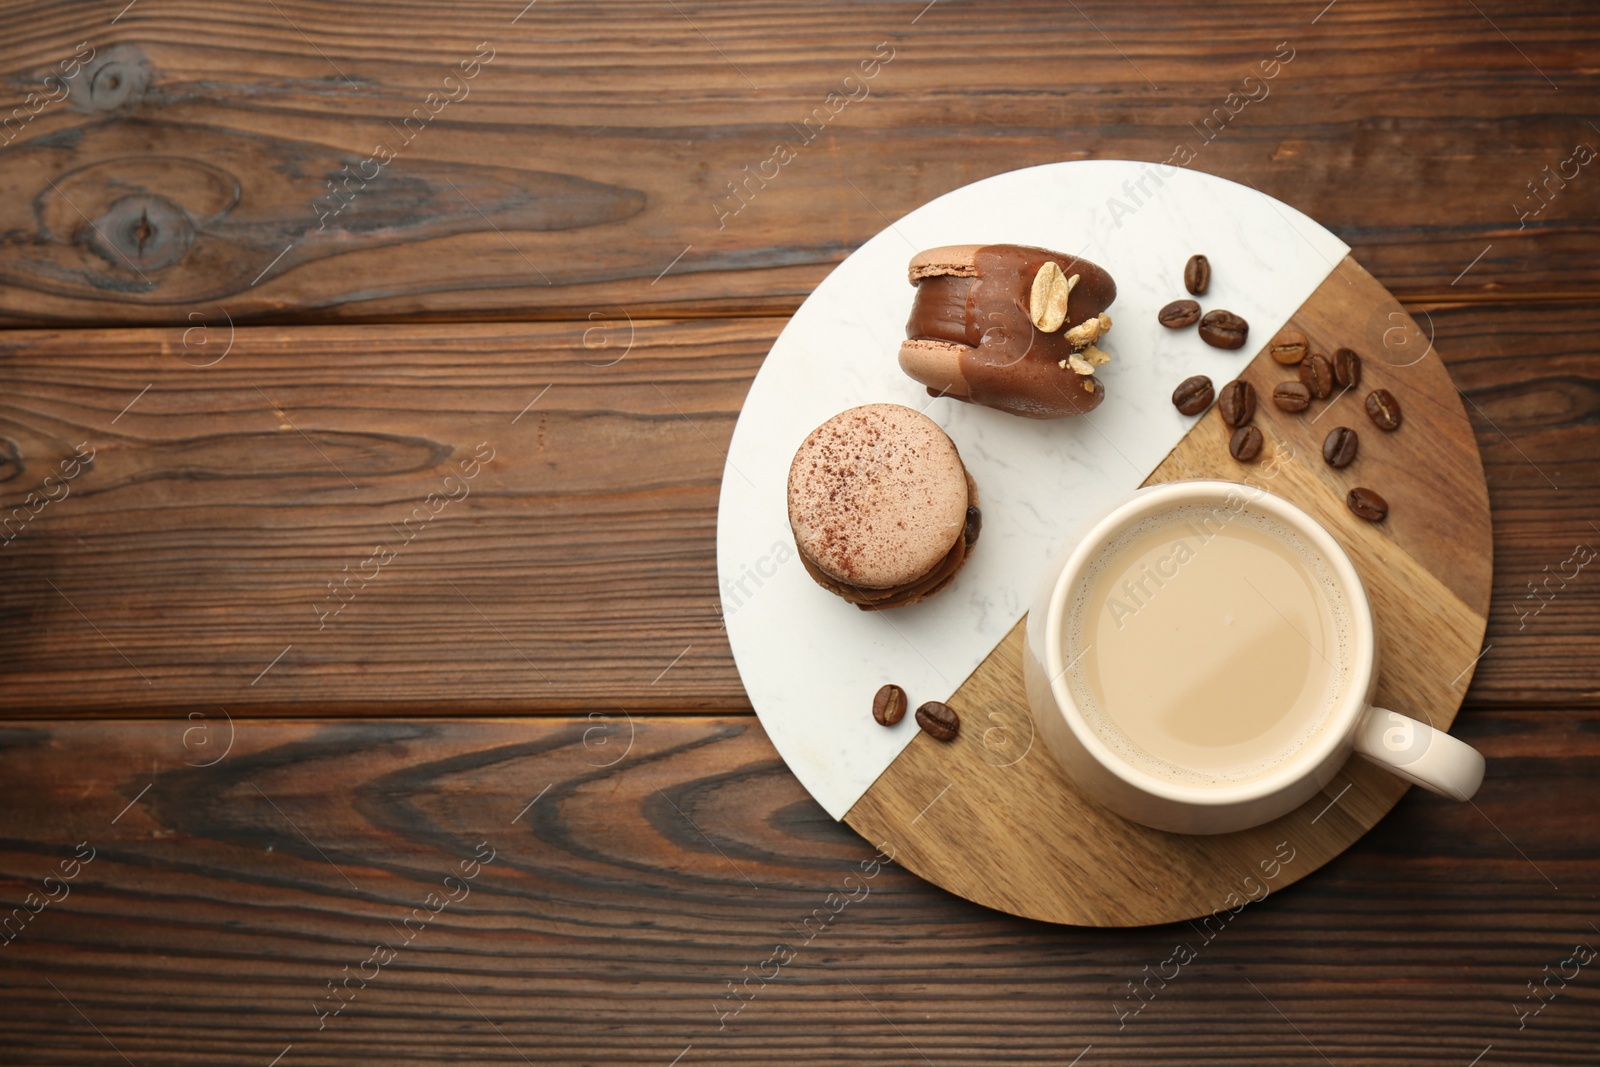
[897,338,972,399]
[786,403,969,590]
[908,244,983,281]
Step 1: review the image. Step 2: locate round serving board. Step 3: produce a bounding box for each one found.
[718,162,1491,927]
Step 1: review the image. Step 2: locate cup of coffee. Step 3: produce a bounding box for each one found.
[1022,480,1484,834]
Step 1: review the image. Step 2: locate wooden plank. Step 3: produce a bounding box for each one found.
[0,304,1595,716]
[0,714,1595,1064]
[0,318,762,713]
[1438,300,1600,703]
[0,0,1595,325]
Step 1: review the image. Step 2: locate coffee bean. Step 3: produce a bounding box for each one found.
[1229,424,1263,462]
[1323,426,1359,468]
[1159,299,1201,329]
[915,700,960,741]
[1184,254,1211,295]
[964,505,982,548]
[1217,379,1256,427]
[1347,487,1388,522]
[1333,347,1362,388]
[1199,309,1249,350]
[872,684,908,726]
[1299,353,1333,399]
[1365,388,1402,431]
[1269,329,1308,365]
[1171,374,1214,415]
[1272,380,1312,413]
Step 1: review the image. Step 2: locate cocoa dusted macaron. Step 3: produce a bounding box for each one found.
[899,244,1118,419]
[787,403,979,611]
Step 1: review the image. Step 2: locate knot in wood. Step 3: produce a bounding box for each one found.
[78,44,152,111]
[87,194,194,273]
[0,437,21,483]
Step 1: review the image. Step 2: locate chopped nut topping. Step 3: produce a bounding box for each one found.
[1064,311,1113,349]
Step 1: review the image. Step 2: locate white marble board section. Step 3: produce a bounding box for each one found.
[717,160,1350,819]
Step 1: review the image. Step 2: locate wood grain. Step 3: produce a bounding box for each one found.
[847,257,1493,925]
[0,713,1596,1065]
[0,0,1592,1059]
[0,318,762,713]
[0,0,1595,325]
[1428,300,1600,704]
[1,302,1596,715]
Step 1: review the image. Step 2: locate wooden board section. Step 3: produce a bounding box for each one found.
[847,256,1494,925]
[1,713,1598,1065]
[0,0,1596,326]
[0,304,1595,716]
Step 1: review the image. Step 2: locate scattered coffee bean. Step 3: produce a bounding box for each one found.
[1171,374,1215,415]
[915,700,960,741]
[1273,380,1312,413]
[964,505,982,548]
[1269,329,1309,365]
[872,684,907,726]
[1199,309,1249,349]
[1184,254,1211,296]
[1365,388,1402,431]
[1159,298,1202,329]
[1333,347,1362,389]
[1347,487,1388,522]
[1229,424,1264,462]
[1322,426,1359,468]
[1217,379,1256,427]
[1299,353,1334,399]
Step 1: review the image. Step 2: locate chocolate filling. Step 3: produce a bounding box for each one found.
[800,530,968,611]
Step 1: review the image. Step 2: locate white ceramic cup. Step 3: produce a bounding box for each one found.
[1022,479,1485,835]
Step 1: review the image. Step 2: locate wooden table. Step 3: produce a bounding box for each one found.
[1,2,1596,1063]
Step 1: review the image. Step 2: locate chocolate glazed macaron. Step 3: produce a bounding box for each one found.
[900,243,1118,419]
[787,403,979,611]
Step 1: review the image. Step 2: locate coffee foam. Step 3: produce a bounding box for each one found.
[1063,501,1353,788]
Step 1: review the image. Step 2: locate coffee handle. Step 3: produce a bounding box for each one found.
[1353,706,1485,801]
